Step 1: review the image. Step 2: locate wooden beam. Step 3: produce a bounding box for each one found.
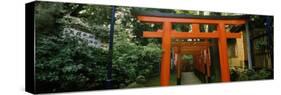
[143,30,241,38]
[192,24,200,33]
[143,31,219,38]
[138,16,246,25]
[171,31,219,38]
[206,48,211,77]
[180,50,205,54]
[174,47,180,53]
[176,53,182,85]
[179,46,211,49]
[217,23,230,82]
[180,50,202,53]
[160,22,172,86]
[226,32,241,38]
[181,47,209,50]
[143,31,162,38]
[172,42,212,47]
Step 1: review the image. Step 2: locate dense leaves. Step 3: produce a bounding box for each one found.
[230,69,272,81]
[111,7,162,88]
[35,2,162,92]
[112,37,161,88]
[36,35,108,92]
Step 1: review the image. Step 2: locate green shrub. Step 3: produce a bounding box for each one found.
[231,69,272,81]
[36,35,108,92]
[35,2,162,92]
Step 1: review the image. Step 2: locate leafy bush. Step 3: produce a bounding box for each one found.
[230,69,272,81]
[112,37,161,88]
[36,35,108,92]
[35,2,109,92]
[35,2,162,92]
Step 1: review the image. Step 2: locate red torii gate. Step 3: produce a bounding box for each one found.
[137,14,246,86]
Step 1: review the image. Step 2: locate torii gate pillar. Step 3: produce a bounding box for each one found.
[218,23,230,82]
[160,22,172,86]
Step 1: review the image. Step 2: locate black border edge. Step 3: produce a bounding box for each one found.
[25,1,36,94]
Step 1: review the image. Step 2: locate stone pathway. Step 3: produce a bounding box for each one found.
[181,72,202,85]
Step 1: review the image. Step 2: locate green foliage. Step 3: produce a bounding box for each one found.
[73,5,112,41]
[110,7,162,88]
[175,10,198,15]
[36,35,108,92]
[112,31,162,87]
[35,2,109,92]
[35,2,64,35]
[230,69,272,81]
[181,55,193,62]
[35,2,162,92]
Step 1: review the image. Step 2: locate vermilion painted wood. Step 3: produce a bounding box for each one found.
[198,53,202,73]
[217,23,231,82]
[226,32,242,38]
[138,16,246,24]
[143,31,241,38]
[172,42,212,47]
[143,31,163,38]
[199,50,205,74]
[177,48,211,75]
[174,47,179,79]
[138,15,246,85]
[207,48,211,77]
[176,53,182,80]
[174,42,211,83]
[192,24,200,33]
[179,51,201,55]
[180,48,210,52]
[160,22,172,86]
[171,32,219,38]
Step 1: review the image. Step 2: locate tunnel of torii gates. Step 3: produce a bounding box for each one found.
[137,14,246,86]
[173,41,212,84]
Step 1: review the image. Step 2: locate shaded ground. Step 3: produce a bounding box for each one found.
[181,72,201,84]
[141,73,177,87]
[126,73,177,88]
[127,72,202,88]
